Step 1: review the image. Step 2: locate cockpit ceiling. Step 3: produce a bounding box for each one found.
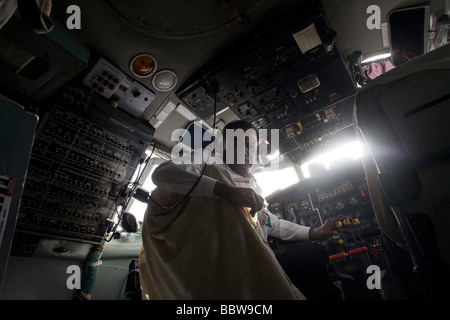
[104,0,261,37]
[50,0,303,120]
[46,0,447,162]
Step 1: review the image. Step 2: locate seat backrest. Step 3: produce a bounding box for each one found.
[354,44,450,266]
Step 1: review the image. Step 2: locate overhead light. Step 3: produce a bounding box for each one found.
[130,53,157,78]
[152,69,177,92]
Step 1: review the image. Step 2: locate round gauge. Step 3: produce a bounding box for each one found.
[285,203,298,223]
[286,203,297,213]
[335,199,345,210]
[300,199,311,211]
[321,203,333,215]
[348,194,359,206]
[285,211,297,223]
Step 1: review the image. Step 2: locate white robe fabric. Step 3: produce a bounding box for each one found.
[139,164,305,300]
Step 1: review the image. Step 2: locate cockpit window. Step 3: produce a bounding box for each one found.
[126,149,165,223]
[253,166,300,197]
[128,164,159,223]
[300,140,364,179]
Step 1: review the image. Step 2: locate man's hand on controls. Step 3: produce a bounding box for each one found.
[308,216,350,240]
[214,182,264,216]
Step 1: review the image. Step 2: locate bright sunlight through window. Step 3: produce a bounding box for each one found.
[300,140,363,179]
[128,164,159,222]
[253,167,300,197]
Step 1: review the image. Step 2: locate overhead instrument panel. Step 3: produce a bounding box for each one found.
[15,85,155,244]
[177,6,357,160]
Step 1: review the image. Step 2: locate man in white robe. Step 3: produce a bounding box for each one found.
[139,120,343,299]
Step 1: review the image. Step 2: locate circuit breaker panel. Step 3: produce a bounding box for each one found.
[15,86,155,244]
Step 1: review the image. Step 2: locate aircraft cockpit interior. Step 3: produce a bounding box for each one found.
[0,0,450,303]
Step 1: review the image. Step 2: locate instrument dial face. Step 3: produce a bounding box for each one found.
[286,213,296,223]
[321,202,333,215]
[335,199,345,210]
[348,194,359,206]
[300,199,311,211]
[286,203,298,223]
